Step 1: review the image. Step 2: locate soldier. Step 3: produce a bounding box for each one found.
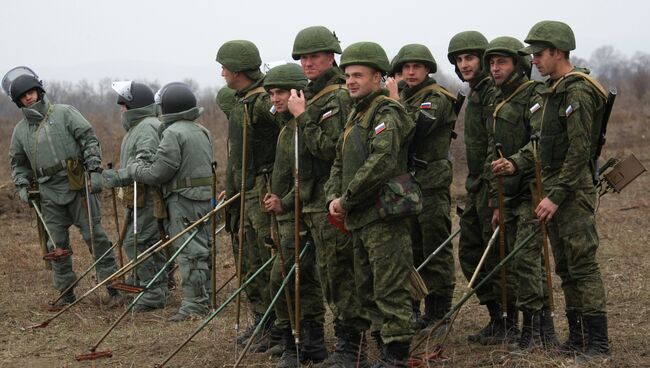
[6,67,121,307]
[447,32,519,344]
[391,43,457,332]
[325,42,416,367]
[262,63,328,367]
[102,81,169,312]
[216,40,281,347]
[492,20,611,361]
[483,37,560,351]
[128,82,214,322]
[385,56,406,100]
[285,26,365,365]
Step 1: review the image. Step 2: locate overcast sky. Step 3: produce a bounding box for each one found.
[3,0,649,89]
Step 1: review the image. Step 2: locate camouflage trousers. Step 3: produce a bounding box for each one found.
[410,190,455,301]
[459,182,516,305]
[122,199,168,309]
[238,190,273,315]
[41,191,118,293]
[270,218,325,329]
[353,218,414,344]
[167,194,212,316]
[547,188,607,316]
[303,211,364,329]
[505,195,549,313]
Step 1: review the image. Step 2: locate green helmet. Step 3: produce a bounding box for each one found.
[392,44,437,74]
[520,20,575,55]
[484,36,532,77]
[340,42,390,75]
[263,63,308,91]
[216,40,262,72]
[215,86,236,116]
[447,31,489,64]
[292,26,342,60]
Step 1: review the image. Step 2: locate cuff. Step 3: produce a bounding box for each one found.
[546,188,568,208]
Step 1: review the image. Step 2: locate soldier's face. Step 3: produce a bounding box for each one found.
[119,104,128,113]
[402,62,429,87]
[532,48,556,77]
[345,65,381,99]
[300,52,335,80]
[221,67,237,89]
[269,88,291,113]
[456,53,481,81]
[489,55,515,87]
[19,89,38,107]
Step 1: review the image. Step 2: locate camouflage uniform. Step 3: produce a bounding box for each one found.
[130,92,214,318]
[326,43,416,362]
[511,22,610,358]
[102,102,169,309]
[9,94,119,299]
[393,44,457,327]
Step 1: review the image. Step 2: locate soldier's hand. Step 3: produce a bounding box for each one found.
[288,89,306,118]
[102,169,126,188]
[18,187,29,204]
[263,193,284,214]
[89,171,103,193]
[218,190,226,201]
[385,78,400,100]
[491,158,516,176]
[535,197,558,222]
[491,208,500,230]
[328,198,346,222]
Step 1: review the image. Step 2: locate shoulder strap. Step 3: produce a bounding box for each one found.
[551,71,607,99]
[307,84,348,106]
[243,86,266,100]
[408,83,457,103]
[493,80,538,120]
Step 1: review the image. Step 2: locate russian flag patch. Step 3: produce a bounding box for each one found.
[420,102,432,109]
[565,105,573,117]
[530,103,541,114]
[269,105,277,114]
[321,110,333,120]
[374,122,386,135]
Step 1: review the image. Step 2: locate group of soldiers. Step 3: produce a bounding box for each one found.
[6,19,611,368]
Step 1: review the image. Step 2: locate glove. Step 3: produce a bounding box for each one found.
[127,162,139,178]
[102,168,129,188]
[89,171,103,194]
[18,187,29,204]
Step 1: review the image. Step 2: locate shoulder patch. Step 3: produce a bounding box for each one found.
[269,105,276,114]
[321,110,333,120]
[565,105,574,117]
[530,103,541,114]
[374,122,386,135]
[420,102,432,109]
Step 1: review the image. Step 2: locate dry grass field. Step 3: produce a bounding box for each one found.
[0,90,648,367]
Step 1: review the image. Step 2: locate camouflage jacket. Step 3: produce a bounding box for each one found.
[399,77,456,191]
[486,75,544,207]
[295,66,351,212]
[225,78,280,199]
[510,68,606,207]
[464,73,496,193]
[9,96,102,204]
[325,89,415,230]
[130,107,214,202]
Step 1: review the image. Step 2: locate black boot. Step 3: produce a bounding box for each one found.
[372,341,410,368]
[412,296,429,331]
[237,313,263,345]
[314,325,367,368]
[251,316,283,353]
[576,315,611,363]
[481,303,519,345]
[509,311,542,353]
[276,327,297,368]
[53,289,76,307]
[301,321,328,364]
[540,308,560,349]
[558,311,586,354]
[468,301,501,343]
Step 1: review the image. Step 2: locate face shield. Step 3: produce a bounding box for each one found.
[2,66,40,97]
